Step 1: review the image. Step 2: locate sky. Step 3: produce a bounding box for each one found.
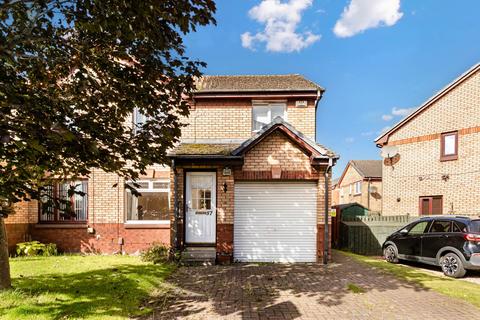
[183,0,480,178]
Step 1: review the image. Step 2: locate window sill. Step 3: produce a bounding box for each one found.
[124,221,170,229]
[35,223,88,229]
[440,155,458,162]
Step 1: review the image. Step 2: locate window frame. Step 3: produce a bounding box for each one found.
[419,195,443,215]
[124,179,170,224]
[440,131,458,161]
[353,181,362,195]
[38,180,88,224]
[251,101,287,132]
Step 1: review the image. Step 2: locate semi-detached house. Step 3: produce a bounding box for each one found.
[376,63,480,217]
[6,74,338,263]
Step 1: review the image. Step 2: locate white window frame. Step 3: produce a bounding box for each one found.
[349,184,352,195]
[125,179,170,224]
[251,101,287,132]
[354,181,362,195]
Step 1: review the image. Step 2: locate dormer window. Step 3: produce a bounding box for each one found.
[440,131,458,161]
[252,102,286,132]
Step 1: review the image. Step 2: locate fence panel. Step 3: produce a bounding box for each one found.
[339,215,416,255]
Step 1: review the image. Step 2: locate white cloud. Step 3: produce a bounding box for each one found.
[333,0,403,38]
[381,106,415,121]
[345,137,355,143]
[391,107,415,116]
[241,0,320,53]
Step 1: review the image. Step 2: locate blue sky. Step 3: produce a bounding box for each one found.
[184,0,480,178]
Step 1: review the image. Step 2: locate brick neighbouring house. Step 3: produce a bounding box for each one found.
[375,62,480,216]
[334,160,383,214]
[5,74,338,263]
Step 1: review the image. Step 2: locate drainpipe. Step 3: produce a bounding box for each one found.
[323,156,333,265]
[172,159,179,251]
[367,178,372,211]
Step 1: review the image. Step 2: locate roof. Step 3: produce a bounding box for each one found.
[232,116,338,160]
[195,74,324,93]
[337,160,382,186]
[168,143,240,156]
[375,62,480,146]
[350,160,382,178]
[332,203,367,210]
[168,117,338,167]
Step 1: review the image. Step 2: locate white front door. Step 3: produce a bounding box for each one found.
[185,172,216,244]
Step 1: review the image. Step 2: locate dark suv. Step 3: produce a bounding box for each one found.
[383,216,480,278]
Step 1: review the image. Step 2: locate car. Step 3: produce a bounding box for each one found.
[382,216,480,278]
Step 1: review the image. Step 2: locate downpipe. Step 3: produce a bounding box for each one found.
[323,157,333,265]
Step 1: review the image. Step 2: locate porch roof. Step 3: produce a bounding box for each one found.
[169,143,241,156]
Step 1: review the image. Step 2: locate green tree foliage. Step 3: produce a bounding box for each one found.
[0,0,216,289]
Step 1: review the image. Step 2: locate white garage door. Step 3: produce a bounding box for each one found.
[234,182,317,263]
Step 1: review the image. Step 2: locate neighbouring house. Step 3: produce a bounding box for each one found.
[331,178,339,207]
[5,74,338,263]
[375,62,480,216]
[334,160,382,214]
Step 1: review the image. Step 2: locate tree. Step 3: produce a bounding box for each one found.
[0,0,216,289]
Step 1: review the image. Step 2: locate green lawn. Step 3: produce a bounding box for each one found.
[0,255,176,320]
[341,250,480,308]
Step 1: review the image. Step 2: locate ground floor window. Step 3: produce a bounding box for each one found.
[419,195,443,215]
[39,180,88,223]
[125,180,169,222]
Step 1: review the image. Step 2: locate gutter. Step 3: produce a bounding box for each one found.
[323,156,333,265]
[314,88,324,143]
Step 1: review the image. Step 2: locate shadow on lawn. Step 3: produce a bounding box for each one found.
[145,251,452,319]
[1,263,172,319]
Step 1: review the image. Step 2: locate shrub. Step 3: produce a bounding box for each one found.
[141,243,169,264]
[16,241,58,257]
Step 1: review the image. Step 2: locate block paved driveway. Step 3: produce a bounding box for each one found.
[147,251,480,319]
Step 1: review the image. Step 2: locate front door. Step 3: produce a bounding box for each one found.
[185,172,216,244]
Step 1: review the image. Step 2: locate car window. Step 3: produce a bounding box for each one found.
[453,222,466,233]
[429,220,451,233]
[468,220,480,233]
[408,221,430,235]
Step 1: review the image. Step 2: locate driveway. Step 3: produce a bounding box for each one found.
[148,251,480,319]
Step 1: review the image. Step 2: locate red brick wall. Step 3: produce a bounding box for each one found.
[31,224,169,254]
[5,223,31,253]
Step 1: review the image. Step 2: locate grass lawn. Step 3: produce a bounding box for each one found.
[341,250,480,308]
[0,255,176,320]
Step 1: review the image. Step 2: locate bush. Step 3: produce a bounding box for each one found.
[141,243,169,264]
[16,241,58,257]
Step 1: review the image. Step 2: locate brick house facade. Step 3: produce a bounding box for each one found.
[376,63,480,216]
[5,74,337,263]
[335,160,382,214]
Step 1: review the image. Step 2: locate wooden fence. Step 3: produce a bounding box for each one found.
[338,215,416,255]
[338,214,480,255]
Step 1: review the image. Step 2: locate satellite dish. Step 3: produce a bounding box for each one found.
[380,145,399,158]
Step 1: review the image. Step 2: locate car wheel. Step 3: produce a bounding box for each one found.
[383,245,399,263]
[440,253,466,278]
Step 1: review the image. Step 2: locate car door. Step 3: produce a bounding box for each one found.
[396,220,431,260]
[421,220,451,264]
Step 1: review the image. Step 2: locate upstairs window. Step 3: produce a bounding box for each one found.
[440,131,458,161]
[39,180,88,223]
[125,180,169,222]
[252,102,286,132]
[354,181,362,195]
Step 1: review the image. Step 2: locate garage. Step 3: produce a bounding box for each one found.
[233,182,318,262]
